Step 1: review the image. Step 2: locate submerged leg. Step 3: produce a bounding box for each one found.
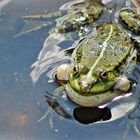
[21,11,62,20]
[45,90,73,120]
[38,86,73,128]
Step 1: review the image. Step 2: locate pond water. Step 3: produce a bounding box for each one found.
[0,0,140,140]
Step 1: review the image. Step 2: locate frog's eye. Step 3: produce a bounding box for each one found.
[73,64,81,73]
[99,70,108,79]
[73,66,79,77]
[73,66,77,73]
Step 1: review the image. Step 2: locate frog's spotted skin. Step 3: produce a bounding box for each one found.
[119,8,140,34]
[57,0,105,32]
[64,23,137,107]
[73,23,131,71]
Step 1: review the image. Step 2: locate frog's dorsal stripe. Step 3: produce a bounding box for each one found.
[87,24,113,79]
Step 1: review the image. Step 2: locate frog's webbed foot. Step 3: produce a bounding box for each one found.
[123,101,140,138]
[131,0,140,15]
[38,87,73,128]
[15,11,62,37]
[123,114,140,138]
[38,106,54,128]
[123,117,140,138]
[21,11,62,20]
[131,37,140,62]
[44,91,73,120]
[15,20,52,37]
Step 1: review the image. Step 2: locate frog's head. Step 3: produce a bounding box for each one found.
[69,64,131,95]
[56,63,131,107]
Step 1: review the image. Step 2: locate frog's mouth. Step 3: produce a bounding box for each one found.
[65,83,118,107]
[69,73,115,95]
[69,74,131,95]
[70,80,116,95]
[66,76,131,107]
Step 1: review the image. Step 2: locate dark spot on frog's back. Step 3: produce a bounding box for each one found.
[115,32,120,37]
[120,48,126,53]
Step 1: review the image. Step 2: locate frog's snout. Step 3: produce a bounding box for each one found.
[80,80,93,92]
[114,76,131,92]
[79,76,97,92]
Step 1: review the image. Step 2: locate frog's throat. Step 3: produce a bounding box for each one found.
[87,24,114,79]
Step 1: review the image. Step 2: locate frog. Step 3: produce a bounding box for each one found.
[55,23,137,107]
[16,0,105,37]
[29,0,140,134]
[118,8,140,34]
[56,0,105,32]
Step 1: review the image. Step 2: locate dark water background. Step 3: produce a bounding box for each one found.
[0,0,140,140]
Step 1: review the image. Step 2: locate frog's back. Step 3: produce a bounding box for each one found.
[74,23,133,71]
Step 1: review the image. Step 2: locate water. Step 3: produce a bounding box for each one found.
[0,0,140,140]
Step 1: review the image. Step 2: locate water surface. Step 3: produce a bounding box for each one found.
[0,0,140,140]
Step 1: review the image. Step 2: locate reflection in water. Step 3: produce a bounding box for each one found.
[30,33,70,83]
[0,0,11,9]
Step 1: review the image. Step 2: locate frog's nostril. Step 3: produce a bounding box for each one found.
[80,80,94,92]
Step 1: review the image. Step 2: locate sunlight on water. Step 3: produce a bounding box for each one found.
[0,0,11,9]
[30,33,70,83]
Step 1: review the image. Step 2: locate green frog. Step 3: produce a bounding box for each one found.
[17,0,105,36]
[57,0,105,32]
[118,8,140,34]
[30,1,140,132]
[56,23,137,107]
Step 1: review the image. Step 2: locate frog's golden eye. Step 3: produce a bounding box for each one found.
[99,69,108,79]
[73,66,80,78]
[73,66,77,72]
[73,64,81,73]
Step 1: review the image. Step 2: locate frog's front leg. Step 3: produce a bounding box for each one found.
[64,37,85,56]
[118,8,140,34]
[123,101,140,137]
[131,37,140,62]
[21,11,62,20]
[40,63,74,127]
[15,11,62,37]
[38,87,73,128]
[131,0,140,15]
[64,48,75,56]
[45,91,73,120]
